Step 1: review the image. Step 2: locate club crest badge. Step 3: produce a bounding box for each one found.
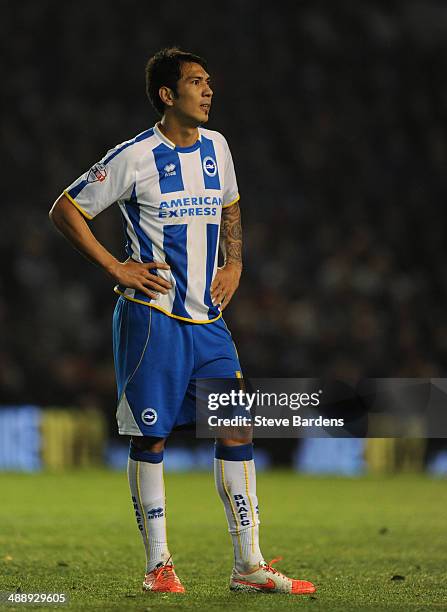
[141,408,158,426]
[202,156,217,177]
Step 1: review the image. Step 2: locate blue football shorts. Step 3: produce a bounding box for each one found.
[112,296,242,437]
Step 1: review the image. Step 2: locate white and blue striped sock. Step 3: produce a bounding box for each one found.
[214,443,264,573]
[127,444,171,573]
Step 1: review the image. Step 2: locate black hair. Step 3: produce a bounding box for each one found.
[145,47,208,116]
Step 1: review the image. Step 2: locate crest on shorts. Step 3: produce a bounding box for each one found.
[141,408,158,426]
[87,163,107,183]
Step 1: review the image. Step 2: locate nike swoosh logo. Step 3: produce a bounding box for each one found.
[233,578,276,590]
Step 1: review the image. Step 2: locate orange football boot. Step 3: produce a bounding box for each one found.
[143,559,185,593]
[230,557,316,595]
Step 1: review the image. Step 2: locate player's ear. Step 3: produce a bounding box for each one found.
[159,86,175,107]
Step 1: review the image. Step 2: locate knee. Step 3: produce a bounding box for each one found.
[131,436,166,453]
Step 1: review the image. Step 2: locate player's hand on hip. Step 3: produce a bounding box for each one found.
[111,258,172,300]
[211,262,242,310]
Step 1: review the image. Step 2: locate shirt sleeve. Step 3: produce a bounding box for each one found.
[63,143,135,219]
[222,140,240,208]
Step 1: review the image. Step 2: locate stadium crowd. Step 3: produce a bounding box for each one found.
[1,1,446,420]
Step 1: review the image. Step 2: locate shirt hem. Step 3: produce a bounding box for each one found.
[63,190,94,220]
[114,287,222,324]
[222,194,240,208]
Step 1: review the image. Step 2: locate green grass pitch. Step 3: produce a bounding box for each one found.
[0,469,446,611]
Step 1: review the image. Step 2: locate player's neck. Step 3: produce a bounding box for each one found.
[157,117,199,148]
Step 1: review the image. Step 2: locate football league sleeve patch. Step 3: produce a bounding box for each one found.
[64,143,135,219]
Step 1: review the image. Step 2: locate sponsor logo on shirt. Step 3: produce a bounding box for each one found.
[163,163,176,177]
[158,196,223,218]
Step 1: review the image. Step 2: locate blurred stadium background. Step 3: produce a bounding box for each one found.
[1,0,447,476]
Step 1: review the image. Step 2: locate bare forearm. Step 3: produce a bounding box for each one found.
[49,194,118,277]
[211,202,242,308]
[220,201,243,268]
[49,194,173,299]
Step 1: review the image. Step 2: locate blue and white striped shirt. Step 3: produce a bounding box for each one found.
[64,124,240,323]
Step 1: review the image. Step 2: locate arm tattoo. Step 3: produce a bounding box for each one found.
[220,202,243,266]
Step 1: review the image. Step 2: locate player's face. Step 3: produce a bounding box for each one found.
[173,62,213,125]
